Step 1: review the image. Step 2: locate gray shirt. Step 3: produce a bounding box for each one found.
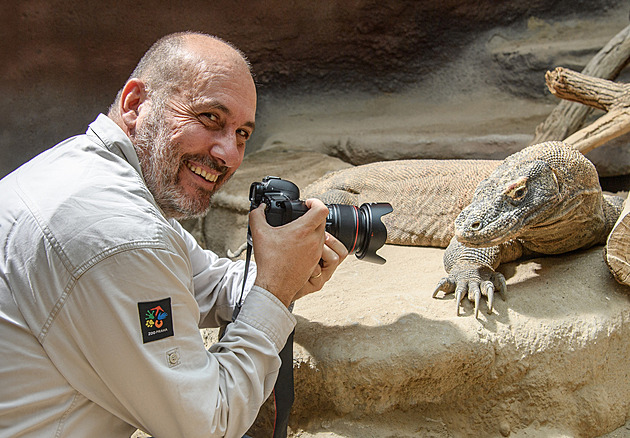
[0,114,296,437]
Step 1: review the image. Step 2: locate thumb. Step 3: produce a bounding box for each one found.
[248,204,269,229]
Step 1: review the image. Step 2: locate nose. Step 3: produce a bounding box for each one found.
[210,131,243,168]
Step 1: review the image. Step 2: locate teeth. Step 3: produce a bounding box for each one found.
[187,162,218,182]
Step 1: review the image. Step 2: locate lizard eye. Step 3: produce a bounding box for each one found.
[505,177,528,201]
[513,187,526,199]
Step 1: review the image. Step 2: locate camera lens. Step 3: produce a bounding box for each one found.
[325,202,393,264]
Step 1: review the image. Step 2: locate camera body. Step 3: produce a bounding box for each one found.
[249,177,309,227]
[249,176,392,264]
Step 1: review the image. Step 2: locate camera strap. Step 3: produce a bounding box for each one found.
[273,330,294,438]
[231,230,253,322]
[230,228,294,438]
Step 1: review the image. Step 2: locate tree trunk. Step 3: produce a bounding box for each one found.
[545,67,630,153]
[531,24,630,144]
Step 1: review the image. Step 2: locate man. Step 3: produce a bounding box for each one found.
[0,32,347,437]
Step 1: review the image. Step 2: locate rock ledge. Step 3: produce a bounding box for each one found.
[255,245,630,438]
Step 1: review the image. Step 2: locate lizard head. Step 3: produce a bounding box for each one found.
[454,159,562,248]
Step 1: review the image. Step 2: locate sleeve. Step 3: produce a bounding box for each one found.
[169,219,257,328]
[43,244,295,438]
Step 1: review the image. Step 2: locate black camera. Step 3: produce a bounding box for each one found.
[249,176,393,264]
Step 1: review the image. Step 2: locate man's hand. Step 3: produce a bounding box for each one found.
[293,230,348,301]
[249,199,348,307]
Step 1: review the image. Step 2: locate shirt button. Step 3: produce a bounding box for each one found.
[166,348,180,367]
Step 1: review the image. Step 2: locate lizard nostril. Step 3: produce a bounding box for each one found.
[471,221,482,230]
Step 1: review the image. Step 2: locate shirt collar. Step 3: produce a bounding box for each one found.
[86,114,144,178]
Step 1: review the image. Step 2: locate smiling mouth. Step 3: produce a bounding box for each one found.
[186,161,219,183]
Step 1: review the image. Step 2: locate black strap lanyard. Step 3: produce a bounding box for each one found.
[231,228,294,438]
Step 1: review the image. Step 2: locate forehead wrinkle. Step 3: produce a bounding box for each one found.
[183,58,251,102]
[179,68,229,102]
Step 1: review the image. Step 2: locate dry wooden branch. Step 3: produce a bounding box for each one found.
[531,24,630,144]
[545,67,630,153]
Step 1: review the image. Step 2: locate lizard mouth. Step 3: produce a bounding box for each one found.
[186,161,219,183]
[455,217,522,248]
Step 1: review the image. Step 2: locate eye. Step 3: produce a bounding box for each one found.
[513,187,526,199]
[236,128,251,140]
[200,113,219,124]
[505,177,528,201]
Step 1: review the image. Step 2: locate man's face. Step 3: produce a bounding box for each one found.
[133,61,256,220]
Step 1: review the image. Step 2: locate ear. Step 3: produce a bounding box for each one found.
[120,78,148,134]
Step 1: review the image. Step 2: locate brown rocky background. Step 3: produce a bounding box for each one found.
[2,0,629,178]
[6,1,630,437]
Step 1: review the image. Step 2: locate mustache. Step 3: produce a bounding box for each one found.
[182,154,229,175]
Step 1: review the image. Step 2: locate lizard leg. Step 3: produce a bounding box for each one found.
[434,237,510,317]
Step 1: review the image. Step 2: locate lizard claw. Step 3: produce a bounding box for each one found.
[473,287,481,318]
[481,281,494,314]
[433,264,507,317]
[433,276,456,298]
[467,282,482,318]
[455,285,466,316]
[496,274,507,301]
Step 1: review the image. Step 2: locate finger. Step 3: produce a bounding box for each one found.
[325,232,348,257]
[247,204,270,229]
[304,198,327,211]
[319,245,339,278]
[322,233,348,265]
[302,198,329,225]
[247,205,273,246]
[314,236,346,287]
[294,265,325,301]
[308,265,323,282]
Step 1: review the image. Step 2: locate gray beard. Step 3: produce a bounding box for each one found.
[132,108,214,220]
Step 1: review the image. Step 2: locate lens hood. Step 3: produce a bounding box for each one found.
[354,202,393,264]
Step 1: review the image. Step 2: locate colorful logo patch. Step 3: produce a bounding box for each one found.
[138,298,174,343]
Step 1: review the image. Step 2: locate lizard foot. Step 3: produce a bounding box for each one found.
[433,264,507,317]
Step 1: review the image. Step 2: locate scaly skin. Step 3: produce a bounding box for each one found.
[304,141,624,317]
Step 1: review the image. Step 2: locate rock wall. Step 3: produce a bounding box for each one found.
[2,0,629,178]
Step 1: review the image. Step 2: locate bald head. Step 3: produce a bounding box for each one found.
[108,32,254,120]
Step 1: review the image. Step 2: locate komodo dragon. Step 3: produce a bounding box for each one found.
[303,141,625,317]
